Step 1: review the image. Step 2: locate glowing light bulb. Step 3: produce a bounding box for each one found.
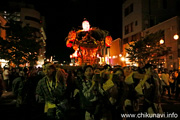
[82,20,90,31]
[174,34,179,40]
[160,39,164,44]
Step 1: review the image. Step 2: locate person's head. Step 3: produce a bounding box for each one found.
[94,68,101,74]
[164,68,168,73]
[113,67,125,82]
[103,64,112,75]
[19,71,25,77]
[76,67,84,77]
[123,67,132,77]
[43,62,56,78]
[28,67,37,77]
[139,62,145,69]
[83,65,94,80]
[56,68,67,85]
[103,64,111,70]
[174,69,179,77]
[143,63,153,75]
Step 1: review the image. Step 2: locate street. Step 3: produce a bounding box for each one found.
[0,92,180,120]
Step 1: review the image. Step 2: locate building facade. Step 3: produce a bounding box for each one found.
[122,0,180,70]
[0,2,46,67]
[142,16,180,70]
[109,38,122,66]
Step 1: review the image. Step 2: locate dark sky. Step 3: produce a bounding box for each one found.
[36,0,123,62]
[4,0,123,63]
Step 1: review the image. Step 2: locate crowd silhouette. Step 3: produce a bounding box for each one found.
[0,62,180,120]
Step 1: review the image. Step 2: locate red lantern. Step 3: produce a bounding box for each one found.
[105,36,112,47]
[66,40,72,48]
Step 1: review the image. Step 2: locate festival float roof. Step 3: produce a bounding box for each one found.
[66,20,112,65]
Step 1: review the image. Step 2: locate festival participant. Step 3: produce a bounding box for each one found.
[36,62,68,120]
[72,67,86,120]
[15,67,43,120]
[0,75,3,97]
[161,68,171,99]
[0,67,3,97]
[124,65,145,114]
[81,65,97,120]
[135,64,163,113]
[100,64,114,93]
[81,65,110,120]
[111,67,129,120]
[3,67,9,92]
[73,67,85,107]
[123,66,132,78]
[98,64,115,120]
[175,71,180,100]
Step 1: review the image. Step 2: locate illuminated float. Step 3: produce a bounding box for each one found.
[66,19,112,65]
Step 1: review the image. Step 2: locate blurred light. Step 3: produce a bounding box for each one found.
[50,56,53,62]
[174,34,179,40]
[97,54,99,58]
[0,59,9,68]
[121,57,125,61]
[69,63,73,66]
[160,39,164,44]
[36,64,42,68]
[82,20,90,31]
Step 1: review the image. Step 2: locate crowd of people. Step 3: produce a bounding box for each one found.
[0,62,180,120]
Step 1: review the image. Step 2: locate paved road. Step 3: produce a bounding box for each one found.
[0,92,180,120]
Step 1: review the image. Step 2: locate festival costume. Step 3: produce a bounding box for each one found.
[36,70,67,119]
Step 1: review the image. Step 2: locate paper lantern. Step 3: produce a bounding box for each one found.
[105,36,112,47]
[82,20,90,31]
[66,40,72,48]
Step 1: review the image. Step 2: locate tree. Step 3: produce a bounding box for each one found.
[125,30,171,65]
[0,20,41,66]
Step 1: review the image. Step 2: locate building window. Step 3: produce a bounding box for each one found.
[130,22,133,32]
[124,3,134,17]
[135,20,138,26]
[125,25,129,35]
[132,34,137,42]
[124,22,134,35]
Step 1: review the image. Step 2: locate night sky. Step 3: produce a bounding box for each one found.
[3,0,123,63]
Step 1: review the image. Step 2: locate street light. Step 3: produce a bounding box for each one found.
[173,34,179,40]
[160,39,164,44]
[121,57,125,61]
